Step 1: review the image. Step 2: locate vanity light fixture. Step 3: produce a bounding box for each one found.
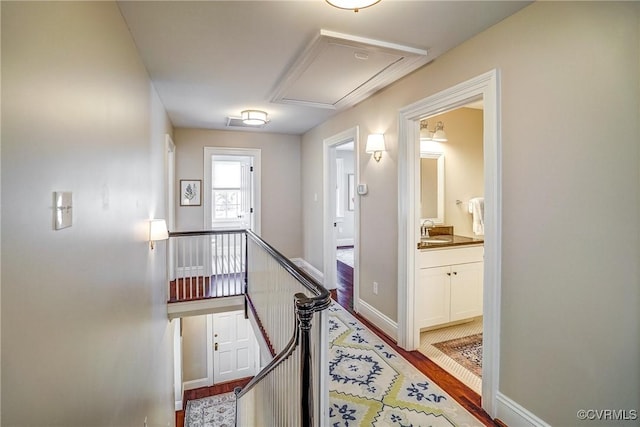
[365,133,386,162]
[420,121,448,142]
[241,110,268,126]
[326,0,381,13]
[149,219,169,250]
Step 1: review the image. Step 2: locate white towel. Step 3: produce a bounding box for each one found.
[469,197,484,236]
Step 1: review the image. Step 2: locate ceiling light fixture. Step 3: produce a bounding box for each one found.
[326,0,381,13]
[420,121,448,142]
[241,110,268,126]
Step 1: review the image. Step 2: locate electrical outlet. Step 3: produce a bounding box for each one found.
[373,281,379,295]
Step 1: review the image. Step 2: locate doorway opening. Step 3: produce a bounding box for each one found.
[417,101,485,395]
[323,127,360,312]
[397,70,501,416]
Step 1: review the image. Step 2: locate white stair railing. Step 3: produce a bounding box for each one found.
[168,230,246,302]
[235,230,330,427]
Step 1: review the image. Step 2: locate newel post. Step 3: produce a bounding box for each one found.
[295,293,315,427]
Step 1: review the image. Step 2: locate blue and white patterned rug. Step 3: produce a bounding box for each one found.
[185,303,482,426]
[328,303,483,426]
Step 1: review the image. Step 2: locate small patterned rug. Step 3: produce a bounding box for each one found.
[328,304,482,426]
[184,392,235,427]
[337,247,354,268]
[433,334,483,377]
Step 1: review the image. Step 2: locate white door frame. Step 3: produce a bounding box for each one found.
[203,147,261,234]
[323,127,360,304]
[166,134,176,280]
[397,69,502,416]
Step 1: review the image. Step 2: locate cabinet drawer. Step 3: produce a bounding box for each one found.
[419,245,483,269]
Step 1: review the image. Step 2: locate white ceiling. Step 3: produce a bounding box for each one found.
[118,1,530,135]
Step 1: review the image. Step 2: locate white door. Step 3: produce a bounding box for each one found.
[449,262,484,321]
[416,266,451,328]
[204,147,261,234]
[213,311,258,383]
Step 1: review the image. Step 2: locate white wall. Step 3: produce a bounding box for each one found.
[302,2,639,425]
[174,128,303,258]
[2,2,175,425]
[182,315,209,382]
[336,149,355,245]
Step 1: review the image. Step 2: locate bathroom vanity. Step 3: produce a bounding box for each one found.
[416,241,484,329]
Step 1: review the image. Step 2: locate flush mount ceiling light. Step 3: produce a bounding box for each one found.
[241,110,268,126]
[326,0,381,13]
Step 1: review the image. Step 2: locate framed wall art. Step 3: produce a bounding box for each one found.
[180,180,201,206]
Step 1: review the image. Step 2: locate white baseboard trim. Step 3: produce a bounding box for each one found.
[496,392,551,427]
[183,377,210,391]
[356,299,398,341]
[290,258,325,284]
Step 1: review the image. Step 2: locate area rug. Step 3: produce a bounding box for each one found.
[328,304,482,426]
[336,247,354,268]
[432,334,483,377]
[184,391,235,427]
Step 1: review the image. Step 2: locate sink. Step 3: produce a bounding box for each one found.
[422,238,451,244]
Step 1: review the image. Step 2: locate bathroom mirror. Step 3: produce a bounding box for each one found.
[420,151,444,224]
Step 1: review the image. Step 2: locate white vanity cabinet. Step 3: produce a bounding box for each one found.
[416,245,484,329]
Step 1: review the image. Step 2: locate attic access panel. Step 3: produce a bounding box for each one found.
[271,30,429,110]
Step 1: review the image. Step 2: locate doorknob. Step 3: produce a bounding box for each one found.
[214,342,218,351]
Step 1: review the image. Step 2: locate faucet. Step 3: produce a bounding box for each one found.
[421,219,434,237]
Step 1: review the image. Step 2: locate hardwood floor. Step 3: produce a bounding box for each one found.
[333,260,501,427]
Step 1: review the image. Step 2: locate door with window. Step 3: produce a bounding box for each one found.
[204,147,261,233]
[203,148,261,276]
[211,155,253,230]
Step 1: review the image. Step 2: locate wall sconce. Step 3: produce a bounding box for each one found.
[149,219,169,250]
[420,121,448,142]
[365,134,386,162]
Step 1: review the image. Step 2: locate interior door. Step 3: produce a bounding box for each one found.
[212,311,258,383]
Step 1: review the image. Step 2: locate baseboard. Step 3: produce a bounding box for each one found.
[356,299,398,341]
[290,258,324,284]
[183,377,210,391]
[496,392,551,427]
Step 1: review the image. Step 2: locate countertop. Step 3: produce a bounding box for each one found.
[417,234,484,250]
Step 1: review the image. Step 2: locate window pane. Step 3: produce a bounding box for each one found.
[214,190,241,219]
[213,161,241,188]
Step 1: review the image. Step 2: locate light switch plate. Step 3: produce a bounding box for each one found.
[54,191,72,230]
[357,184,368,195]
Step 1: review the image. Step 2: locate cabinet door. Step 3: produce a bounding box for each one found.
[450,261,484,322]
[416,266,451,328]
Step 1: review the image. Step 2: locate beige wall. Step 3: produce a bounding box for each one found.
[174,128,303,258]
[428,107,484,237]
[182,315,209,382]
[302,1,639,425]
[2,2,175,426]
